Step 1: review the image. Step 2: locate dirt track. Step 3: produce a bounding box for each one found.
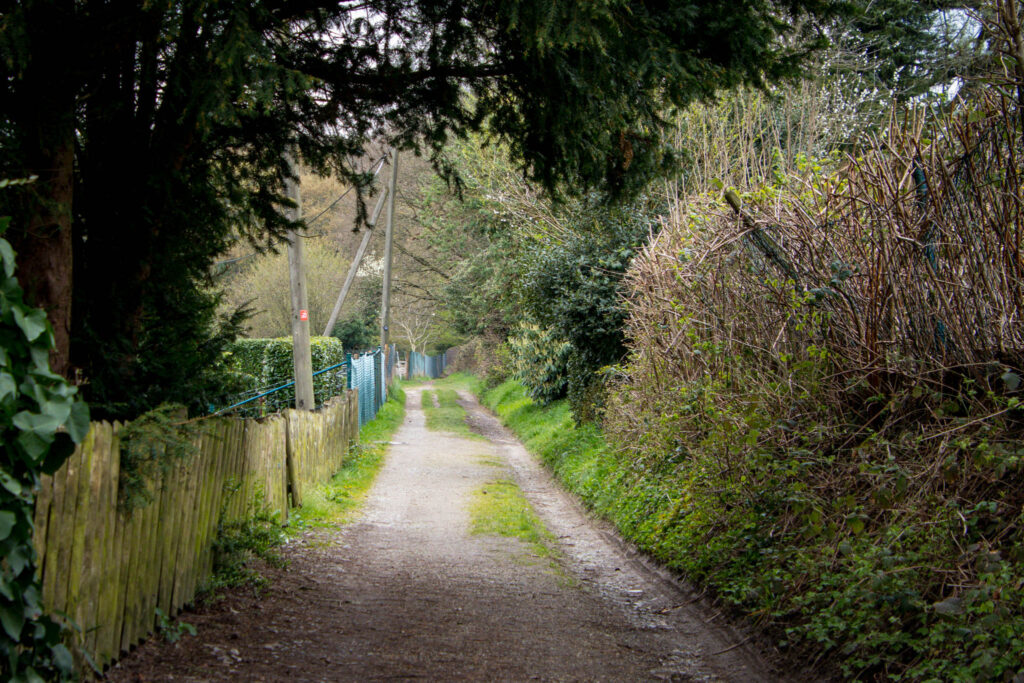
[107,385,780,682]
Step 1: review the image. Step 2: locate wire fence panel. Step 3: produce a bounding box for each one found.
[350,353,377,427]
[406,350,448,379]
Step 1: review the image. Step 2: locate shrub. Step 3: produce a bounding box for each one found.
[225,338,266,380]
[508,324,570,404]
[443,334,511,387]
[516,196,655,419]
[330,317,376,353]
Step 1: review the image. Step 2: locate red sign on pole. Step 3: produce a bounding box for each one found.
[299,309,309,321]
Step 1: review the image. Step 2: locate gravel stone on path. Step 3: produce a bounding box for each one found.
[106,385,783,682]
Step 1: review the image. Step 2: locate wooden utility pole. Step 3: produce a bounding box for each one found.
[380,149,398,353]
[286,151,315,411]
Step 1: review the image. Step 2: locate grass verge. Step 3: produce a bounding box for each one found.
[288,382,407,531]
[477,379,618,516]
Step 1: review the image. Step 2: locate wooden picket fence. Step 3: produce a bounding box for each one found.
[31,391,360,669]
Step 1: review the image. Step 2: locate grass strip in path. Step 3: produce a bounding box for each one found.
[431,372,484,394]
[288,383,408,532]
[469,479,559,562]
[421,385,484,439]
[476,379,616,514]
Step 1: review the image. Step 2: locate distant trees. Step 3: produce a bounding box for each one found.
[392,296,441,355]
[840,0,987,99]
[219,240,351,340]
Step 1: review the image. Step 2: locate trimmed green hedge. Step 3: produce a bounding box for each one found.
[226,338,266,380]
[225,336,347,409]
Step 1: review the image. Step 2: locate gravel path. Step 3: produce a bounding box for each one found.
[107,385,780,682]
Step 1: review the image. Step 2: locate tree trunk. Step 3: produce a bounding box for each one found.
[7,0,77,378]
[10,141,75,378]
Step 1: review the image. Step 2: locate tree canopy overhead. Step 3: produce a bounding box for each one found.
[1,0,833,417]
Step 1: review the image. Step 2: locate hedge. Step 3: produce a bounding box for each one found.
[225,336,347,409]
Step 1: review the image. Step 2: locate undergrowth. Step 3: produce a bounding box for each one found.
[154,608,196,644]
[202,480,286,601]
[288,383,407,531]
[478,379,1024,680]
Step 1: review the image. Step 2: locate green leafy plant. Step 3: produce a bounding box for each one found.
[204,481,286,601]
[153,608,196,644]
[0,218,88,680]
[508,324,571,405]
[515,197,656,419]
[330,317,376,354]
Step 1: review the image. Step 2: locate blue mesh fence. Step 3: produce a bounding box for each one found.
[349,352,376,427]
[407,350,448,379]
[213,345,396,427]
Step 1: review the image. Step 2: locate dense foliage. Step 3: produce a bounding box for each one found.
[839,0,986,100]
[416,137,661,418]
[405,153,520,343]
[0,221,87,680]
[0,0,838,421]
[421,1,990,414]
[602,75,1024,678]
[448,7,1024,677]
[330,318,377,356]
[515,198,657,418]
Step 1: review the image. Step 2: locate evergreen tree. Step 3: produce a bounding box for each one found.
[840,0,985,100]
[0,0,835,418]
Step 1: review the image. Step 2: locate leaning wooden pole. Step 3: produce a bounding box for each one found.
[322,186,390,337]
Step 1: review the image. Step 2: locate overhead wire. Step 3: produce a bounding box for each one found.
[304,153,389,228]
[212,153,391,266]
